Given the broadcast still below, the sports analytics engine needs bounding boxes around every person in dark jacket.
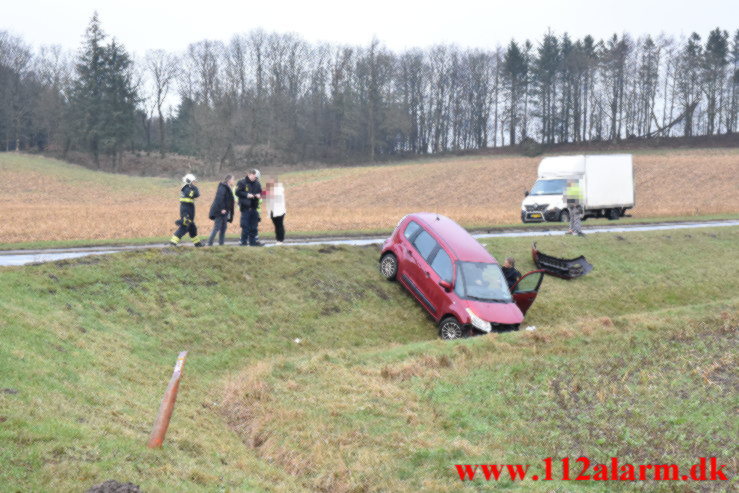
[207,174,235,246]
[170,173,204,247]
[502,257,521,290]
[235,169,264,246]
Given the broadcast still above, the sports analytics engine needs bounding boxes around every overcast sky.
[3,0,737,56]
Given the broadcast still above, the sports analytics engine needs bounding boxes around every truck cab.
[522,177,570,222]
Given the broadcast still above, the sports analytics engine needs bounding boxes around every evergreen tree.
[677,33,703,137]
[535,32,560,144]
[71,13,106,166]
[730,30,739,133]
[503,41,526,145]
[70,13,137,168]
[702,28,729,134]
[101,39,137,169]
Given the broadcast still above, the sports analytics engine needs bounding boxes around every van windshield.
[530,179,568,196]
[454,262,512,302]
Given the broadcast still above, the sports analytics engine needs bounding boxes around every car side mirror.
[439,280,452,292]
[524,190,529,197]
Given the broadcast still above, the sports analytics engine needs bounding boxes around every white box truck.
[521,154,634,223]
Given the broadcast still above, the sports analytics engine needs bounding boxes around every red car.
[379,213,544,339]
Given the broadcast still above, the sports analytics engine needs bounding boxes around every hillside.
[1,148,738,244]
[1,227,737,491]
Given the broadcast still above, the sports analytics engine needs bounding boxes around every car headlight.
[466,308,492,333]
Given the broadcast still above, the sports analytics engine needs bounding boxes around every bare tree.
[145,49,178,156]
[0,32,33,150]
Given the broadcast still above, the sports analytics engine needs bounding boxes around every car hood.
[522,194,563,206]
[465,299,523,325]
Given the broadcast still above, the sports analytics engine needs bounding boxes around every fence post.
[147,351,188,448]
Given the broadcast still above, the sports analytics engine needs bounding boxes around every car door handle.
[425,271,430,277]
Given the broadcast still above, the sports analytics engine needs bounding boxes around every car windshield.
[455,262,512,302]
[529,179,568,196]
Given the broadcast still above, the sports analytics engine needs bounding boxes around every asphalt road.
[1,219,737,267]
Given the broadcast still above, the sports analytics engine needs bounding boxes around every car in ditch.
[379,213,544,339]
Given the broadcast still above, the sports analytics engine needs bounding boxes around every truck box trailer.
[521,154,634,223]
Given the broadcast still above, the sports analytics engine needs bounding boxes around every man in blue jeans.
[207,174,235,246]
[235,169,264,246]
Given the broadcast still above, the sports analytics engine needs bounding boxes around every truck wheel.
[607,208,620,220]
[559,210,570,223]
[379,252,398,281]
[439,316,464,340]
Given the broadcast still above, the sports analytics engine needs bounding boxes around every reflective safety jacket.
[180,184,200,203]
[564,182,583,205]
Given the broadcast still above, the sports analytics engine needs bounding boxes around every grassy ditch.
[0,227,736,491]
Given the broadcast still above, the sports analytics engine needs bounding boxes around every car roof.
[409,213,497,264]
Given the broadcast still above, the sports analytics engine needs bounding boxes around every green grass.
[237,303,736,492]
[1,227,737,491]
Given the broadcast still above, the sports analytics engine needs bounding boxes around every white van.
[521,154,634,223]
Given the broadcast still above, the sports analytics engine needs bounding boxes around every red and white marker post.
[147,351,188,448]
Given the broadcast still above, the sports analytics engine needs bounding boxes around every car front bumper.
[521,208,561,222]
[466,323,521,336]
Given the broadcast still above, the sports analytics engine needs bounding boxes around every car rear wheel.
[607,208,621,220]
[379,252,398,281]
[559,209,570,223]
[438,316,463,340]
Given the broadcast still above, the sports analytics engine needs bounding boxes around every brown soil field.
[1,148,738,244]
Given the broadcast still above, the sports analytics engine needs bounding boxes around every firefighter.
[564,179,585,236]
[170,173,204,247]
[235,169,264,246]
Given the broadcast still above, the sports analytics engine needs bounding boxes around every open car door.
[511,270,545,315]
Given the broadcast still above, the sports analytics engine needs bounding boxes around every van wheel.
[439,317,463,340]
[559,210,570,223]
[379,252,398,281]
[607,208,620,220]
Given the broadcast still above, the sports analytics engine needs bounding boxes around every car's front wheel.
[438,316,464,340]
[379,252,398,281]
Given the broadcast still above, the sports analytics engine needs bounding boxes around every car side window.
[412,230,438,261]
[404,221,421,240]
[430,248,453,283]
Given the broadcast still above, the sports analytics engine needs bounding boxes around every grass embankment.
[0,227,737,491]
[2,147,738,244]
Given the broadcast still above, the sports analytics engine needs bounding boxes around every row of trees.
[1,15,738,169]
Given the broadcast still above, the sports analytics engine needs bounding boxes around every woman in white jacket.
[265,178,286,244]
